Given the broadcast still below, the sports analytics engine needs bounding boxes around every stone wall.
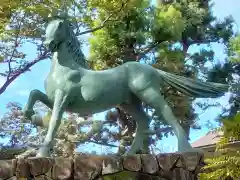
[0,152,203,180]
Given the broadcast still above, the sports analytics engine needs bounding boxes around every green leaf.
[0,55,4,62]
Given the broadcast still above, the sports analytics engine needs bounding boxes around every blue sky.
[0,0,239,153]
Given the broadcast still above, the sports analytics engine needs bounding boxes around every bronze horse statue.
[23,14,228,157]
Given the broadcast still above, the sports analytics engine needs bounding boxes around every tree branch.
[76,0,128,36]
[188,38,219,46]
[0,51,50,95]
[0,73,7,77]
[148,127,172,135]
[86,140,118,148]
[6,13,24,81]
[135,40,165,60]
[7,39,18,80]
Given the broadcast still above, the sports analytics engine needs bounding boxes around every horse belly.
[67,86,129,115]
[67,98,119,115]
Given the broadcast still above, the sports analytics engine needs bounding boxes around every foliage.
[199,113,240,180]
[207,33,240,122]
[229,35,240,63]
[200,31,240,180]
[0,102,33,147]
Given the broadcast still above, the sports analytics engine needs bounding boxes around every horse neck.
[51,42,85,70]
[64,28,89,69]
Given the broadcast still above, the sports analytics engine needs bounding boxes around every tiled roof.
[191,131,222,148]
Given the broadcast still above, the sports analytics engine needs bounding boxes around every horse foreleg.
[36,89,67,157]
[23,89,53,119]
[135,86,201,153]
[121,103,150,155]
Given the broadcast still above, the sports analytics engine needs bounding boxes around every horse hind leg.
[132,86,201,153]
[121,102,150,155]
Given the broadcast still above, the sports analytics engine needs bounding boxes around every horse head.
[44,13,71,52]
[43,12,88,68]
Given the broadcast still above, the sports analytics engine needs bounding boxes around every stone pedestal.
[0,152,204,180]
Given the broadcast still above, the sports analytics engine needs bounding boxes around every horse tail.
[157,70,229,98]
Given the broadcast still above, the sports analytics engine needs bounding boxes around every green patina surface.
[23,12,228,157]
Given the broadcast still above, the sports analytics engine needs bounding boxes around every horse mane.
[65,22,89,69]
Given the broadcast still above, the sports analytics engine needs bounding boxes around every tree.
[199,113,240,180]
[0,0,236,156]
[226,35,240,118]
[198,33,240,179]
[207,34,240,122]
